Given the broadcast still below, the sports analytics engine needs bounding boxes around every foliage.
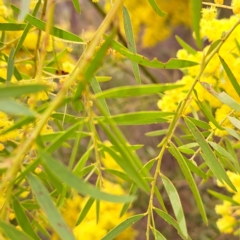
[0,0,240,240]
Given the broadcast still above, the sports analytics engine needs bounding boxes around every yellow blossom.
[216,215,236,233]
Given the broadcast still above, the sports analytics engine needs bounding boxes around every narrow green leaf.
[84,32,114,81]
[27,174,75,240]
[209,141,240,173]
[91,76,110,116]
[72,0,81,13]
[39,150,135,203]
[76,197,95,225]
[206,39,221,56]
[153,208,190,240]
[11,5,84,43]
[175,35,196,55]
[19,0,31,21]
[73,146,94,174]
[120,159,156,217]
[7,48,15,83]
[122,6,141,83]
[225,127,240,140]
[0,84,48,98]
[185,117,236,191]
[14,0,41,57]
[101,214,145,240]
[169,142,207,224]
[101,145,149,192]
[219,55,240,97]
[96,76,112,82]
[0,221,34,240]
[208,190,240,205]
[96,84,183,98]
[194,90,224,130]
[46,121,84,153]
[186,116,211,130]
[145,129,168,137]
[228,116,240,130]
[151,228,166,240]
[0,23,26,31]
[154,186,168,212]
[190,0,202,48]
[201,82,240,112]
[0,99,37,116]
[178,147,195,155]
[161,174,188,238]
[12,197,40,240]
[105,169,132,182]
[98,111,172,125]
[106,36,198,69]
[147,0,167,17]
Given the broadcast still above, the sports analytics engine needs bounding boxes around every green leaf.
[98,111,173,125]
[96,76,112,82]
[11,5,84,43]
[76,197,95,225]
[84,32,114,82]
[14,0,41,57]
[201,82,240,112]
[206,39,221,56]
[0,99,37,116]
[12,197,40,240]
[194,90,224,130]
[106,36,198,69]
[186,116,211,130]
[225,127,240,140]
[105,169,132,182]
[19,0,31,21]
[219,55,240,97]
[145,129,168,137]
[0,23,26,31]
[190,0,202,48]
[120,159,156,217]
[151,228,166,240]
[101,214,145,240]
[72,0,81,13]
[178,147,195,155]
[208,190,240,205]
[27,174,75,240]
[161,174,188,238]
[175,35,196,55]
[122,6,141,83]
[91,76,110,116]
[185,117,236,191]
[7,48,15,83]
[209,141,240,173]
[154,186,168,212]
[0,221,34,240]
[96,84,183,98]
[101,145,149,192]
[228,116,240,130]
[73,146,94,174]
[153,208,190,239]
[39,150,135,203]
[147,0,167,17]
[46,121,84,153]
[0,84,48,98]
[168,142,207,224]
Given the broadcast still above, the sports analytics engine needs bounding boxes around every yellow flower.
[216,215,236,233]
[215,201,232,215]
[214,0,224,4]
[201,7,217,21]
[232,0,240,15]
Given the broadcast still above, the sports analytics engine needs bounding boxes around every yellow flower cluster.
[105,0,191,47]
[215,171,240,234]
[158,2,240,136]
[51,180,137,240]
